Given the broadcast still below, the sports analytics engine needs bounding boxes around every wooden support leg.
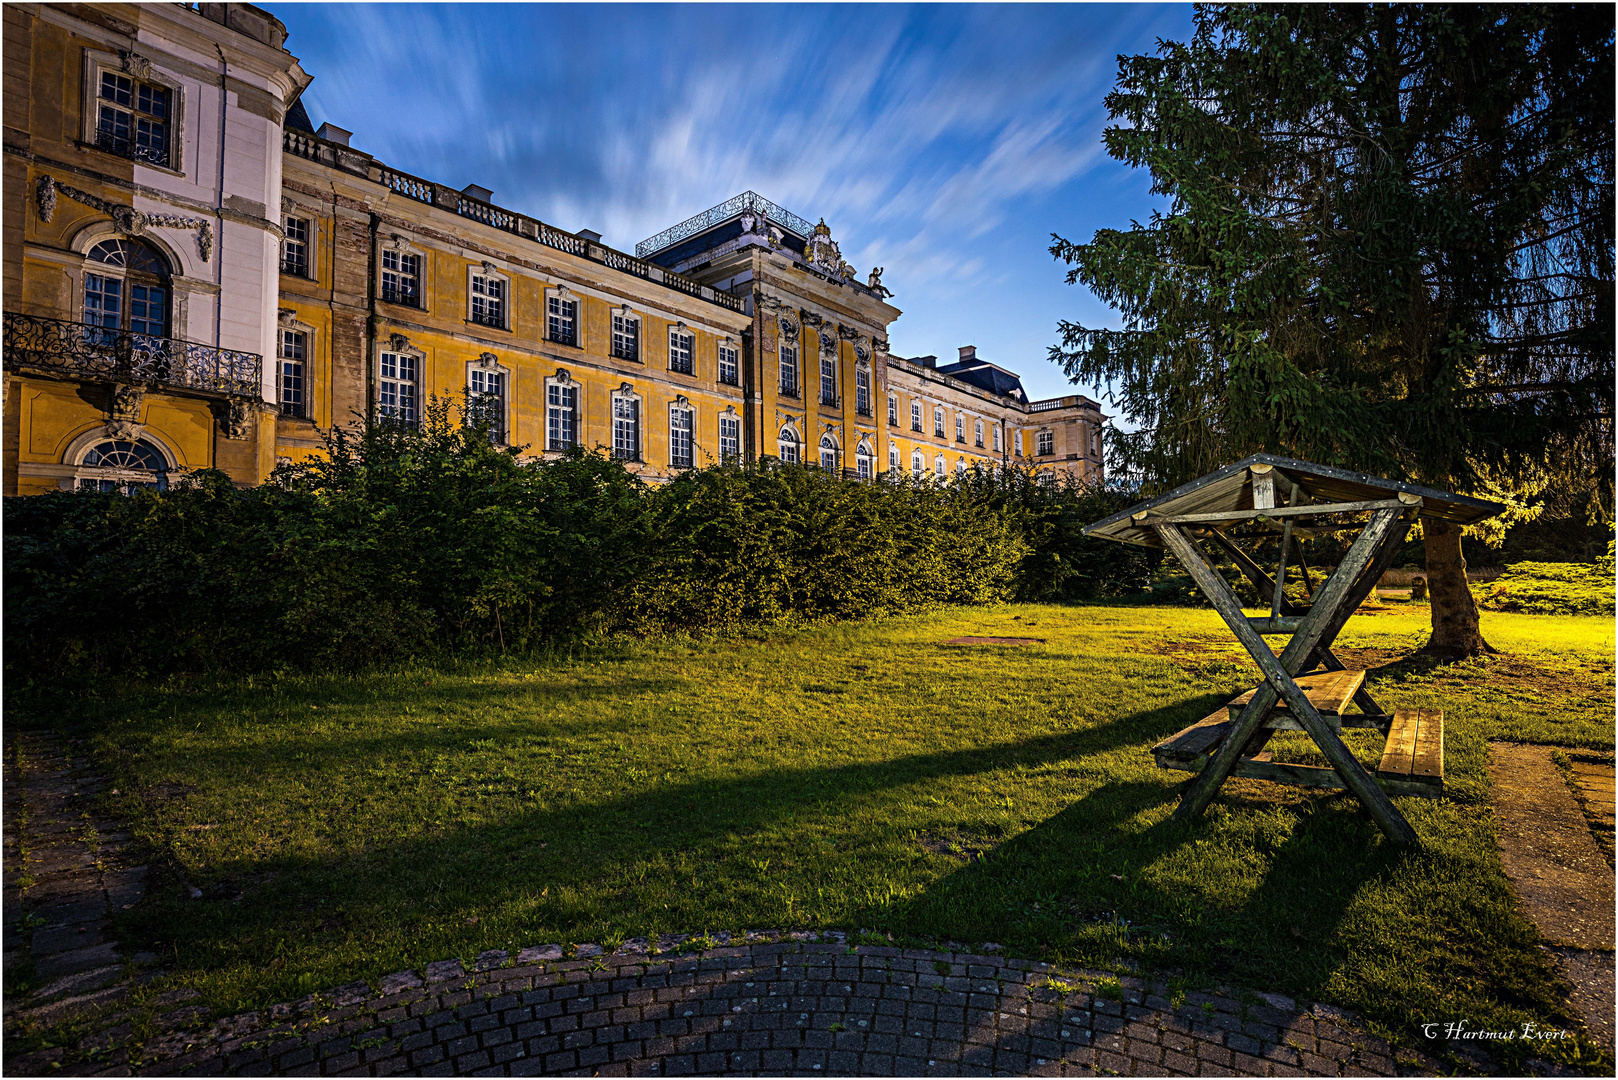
[1157,512,1419,845]
[1207,530,1303,616]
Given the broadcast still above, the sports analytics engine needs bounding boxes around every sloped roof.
[1083,454,1503,548]
[933,360,1028,402]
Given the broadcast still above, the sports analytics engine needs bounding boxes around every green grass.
[1474,560,1616,616]
[22,603,1615,1069]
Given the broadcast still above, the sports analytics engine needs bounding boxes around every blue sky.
[280,3,1195,407]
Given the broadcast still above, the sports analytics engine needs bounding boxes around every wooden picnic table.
[1083,455,1502,844]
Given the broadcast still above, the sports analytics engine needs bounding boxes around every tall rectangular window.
[820,355,837,406]
[97,70,169,166]
[612,396,639,460]
[779,345,799,396]
[956,415,965,442]
[282,217,310,277]
[669,406,693,468]
[381,249,421,307]
[718,342,739,386]
[669,328,694,375]
[934,407,945,437]
[1015,430,1024,457]
[469,368,506,444]
[547,295,577,346]
[855,369,871,415]
[719,414,740,458]
[1037,430,1054,456]
[84,273,122,328]
[974,418,984,447]
[547,382,577,450]
[612,313,639,360]
[279,329,306,417]
[379,351,417,423]
[128,284,166,336]
[911,400,922,432]
[887,394,898,426]
[470,273,505,328]
[992,425,1002,452]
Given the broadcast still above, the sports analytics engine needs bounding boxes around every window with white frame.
[1037,429,1055,456]
[547,379,577,450]
[611,309,639,361]
[470,270,507,329]
[779,344,799,396]
[912,450,925,477]
[855,369,871,415]
[889,442,900,471]
[669,402,694,468]
[83,238,168,337]
[547,293,578,346]
[281,216,311,277]
[992,425,1002,452]
[381,248,422,307]
[974,418,984,447]
[719,413,740,459]
[911,400,922,432]
[612,394,640,460]
[956,458,967,475]
[95,69,171,167]
[819,355,837,406]
[887,394,898,426]
[955,414,965,442]
[1039,469,1057,489]
[279,329,307,418]
[819,434,838,471]
[934,407,945,438]
[75,438,170,494]
[379,351,418,423]
[669,327,695,375]
[778,424,800,463]
[718,341,739,386]
[934,453,946,477]
[1015,430,1025,457]
[468,365,507,444]
[856,442,874,480]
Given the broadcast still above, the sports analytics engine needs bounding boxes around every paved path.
[5,728,1452,1077]
[3,730,158,1054]
[1489,743,1615,1053]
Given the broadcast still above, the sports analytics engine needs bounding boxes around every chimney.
[316,122,351,147]
[915,355,937,369]
[578,229,603,244]
[959,345,977,362]
[461,183,494,203]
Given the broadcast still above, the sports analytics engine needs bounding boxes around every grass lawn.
[22,602,1616,1067]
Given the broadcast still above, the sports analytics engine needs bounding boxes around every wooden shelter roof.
[1083,454,1503,549]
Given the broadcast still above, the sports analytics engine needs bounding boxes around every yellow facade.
[3,2,308,495]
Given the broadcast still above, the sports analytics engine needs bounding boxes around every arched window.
[819,433,838,471]
[75,438,169,493]
[778,424,801,464]
[934,453,946,477]
[855,441,874,480]
[889,442,900,471]
[84,239,169,337]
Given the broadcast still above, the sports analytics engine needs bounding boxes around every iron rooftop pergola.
[1085,454,1502,844]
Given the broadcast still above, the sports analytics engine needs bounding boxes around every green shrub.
[1474,552,1616,616]
[4,404,1155,679]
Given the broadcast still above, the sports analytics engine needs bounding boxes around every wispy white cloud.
[283,2,1195,400]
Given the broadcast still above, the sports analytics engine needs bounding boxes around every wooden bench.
[1153,687,1444,798]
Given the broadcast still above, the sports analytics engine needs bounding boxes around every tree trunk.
[1420,515,1496,659]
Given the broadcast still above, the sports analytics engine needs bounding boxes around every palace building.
[2,2,1104,497]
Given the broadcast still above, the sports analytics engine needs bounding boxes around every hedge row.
[4,405,1153,679]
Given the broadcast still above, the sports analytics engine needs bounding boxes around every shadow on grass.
[112,696,1213,1005]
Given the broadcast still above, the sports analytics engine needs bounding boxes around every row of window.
[773,345,874,415]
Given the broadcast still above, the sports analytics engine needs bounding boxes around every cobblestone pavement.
[5,729,1453,1077]
[3,730,158,1052]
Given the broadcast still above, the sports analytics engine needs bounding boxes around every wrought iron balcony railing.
[468,309,507,329]
[4,312,261,398]
[381,286,421,308]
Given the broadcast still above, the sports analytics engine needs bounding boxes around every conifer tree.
[1053,5,1613,656]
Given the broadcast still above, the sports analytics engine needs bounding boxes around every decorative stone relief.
[475,351,500,370]
[109,382,144,422]
[120,51,154,80]
[554,368,572,384]
[866,267,893,298]
[40,176,213,261]
[389,333,411,351]
[839,324,859,341]
[221,400,252,441]
[819,327,838,356]
[854,341,871,365]
[277,308,298,327]
[740,212,757,234]
[778,315,799,343]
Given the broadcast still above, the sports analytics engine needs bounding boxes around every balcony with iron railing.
[4,312,261,398]
[381,286,422,308]
[284,130,745,315]
[468,309,507,330]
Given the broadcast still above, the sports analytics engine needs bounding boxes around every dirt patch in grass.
[916,829,1002,862]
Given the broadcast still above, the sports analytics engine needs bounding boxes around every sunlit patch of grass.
[25,603,1612,1071]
